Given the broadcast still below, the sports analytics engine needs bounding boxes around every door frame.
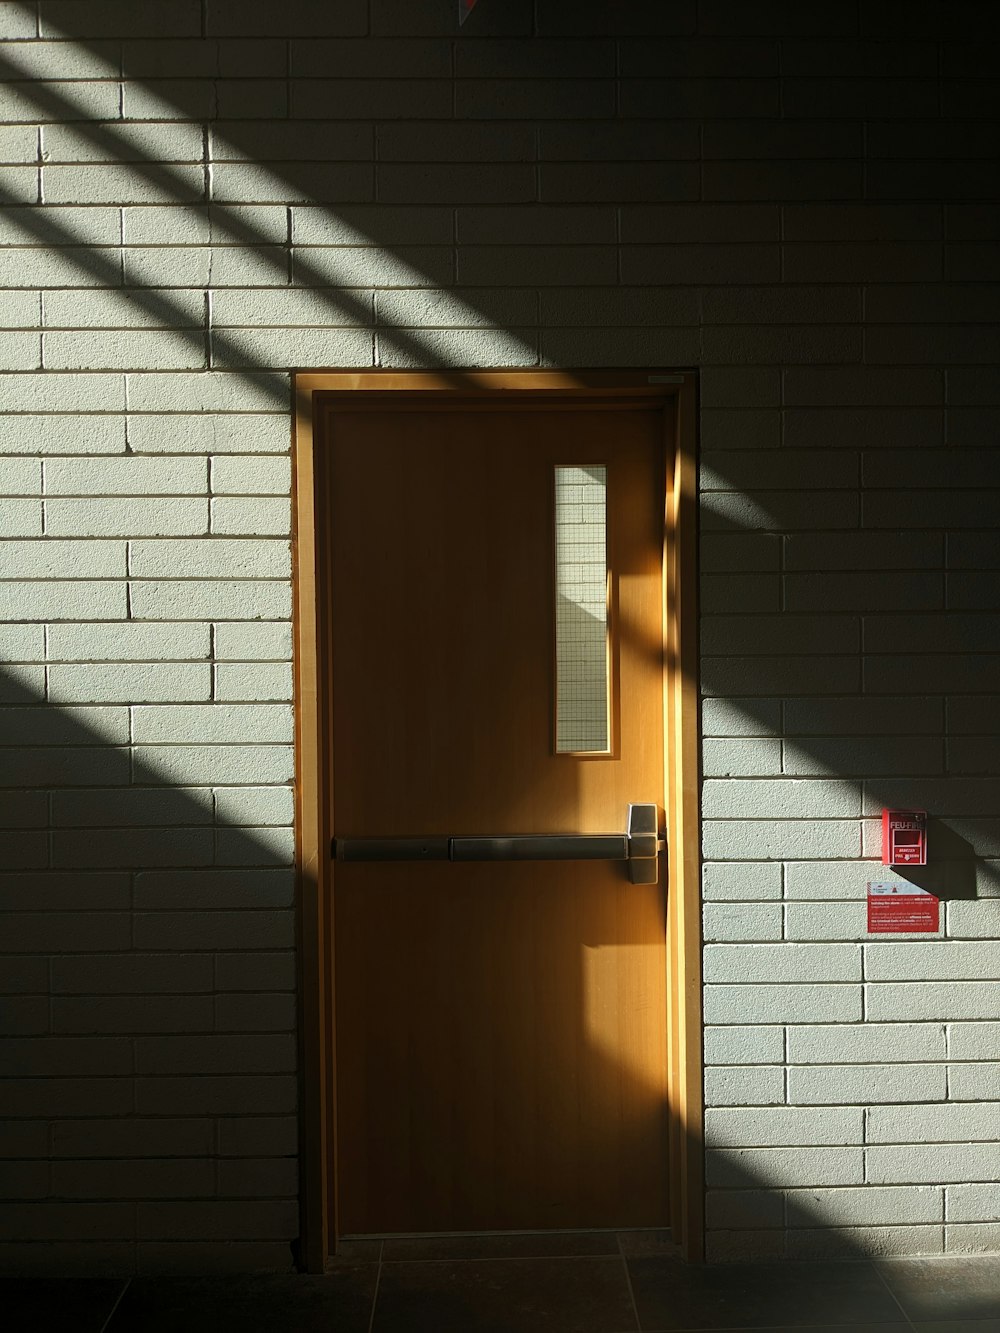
[292,369,702,1268]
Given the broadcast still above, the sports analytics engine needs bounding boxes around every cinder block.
[703,779,861,820]
[706,659,850,712]
[949,1183,1000,1221]
[378,325,537,370]
[46,287,204,331]
[129,580,291,621]
[706,1189,784,1231]
[702,698,781,737]
[210,457,291,496]
[126,371,289,414]
[866,942,1000,982]
[785,571,942,613]
[947,1222,1000,1253]
[702,487,859,531]
[134,1076,296,1117]
[783,737,943,778]
[0,499,42,536]
[53,1159,214,1200]
[701,739,782,776]
[867,983,1000,1022]
[702,820,861,860]
[209,497,291,537]
[293,78,452,120]
[213,622,291,661]
[0,580,125,621]
[868,1144,1000,1186]
[0,331,41,369]
[948,1065,1000,1102]
[129,538,290,579]
[211,326,373,370]
[52,827,215,869]
[215,992,296,1032]
[45,497,208,537]
[788,1063,947,1105]
[704,983,861,1024]
[705,943,861,985]
[786,1186,942,1227]
[0,459,41,494]
[133,869,293,910]
[703,902,783,942]
[705,1065,784,1107]
[0,671,44,703]
[784,367,943,408]
[44,164,207,207]
[210,784,293,828]
[44,329,207,372]
[0,415,126,456]
[784,902,867,941]
[293,204,452,247]
[217,1116,297,1157]
[216,1158,298,1198]
[787,1225,944,1259]
[701,534,781,575]
[704,1025,784,1066]
[48,663,211,704]
[44,457,207,496]
[948,1022,1000,1060]
[0,539,124,579]
[126,414,290,455]
[785,695,943,735]
[132,745,293,787]
[702,861,783,902]
[214,662,293,701]
[707,1147,863,1189]
[458,245,617,287]
[134,1034,295,1075]
[132,703,292,745]
[51,787,212,829]
[4,911,131,953]
[621,244,780,285]
[702,614,859,656]
[47,622,210,662]
[705,1105,863,1148]
[0,704,128,746]
[136,1198,298,1241]
[215,952,295,992]
[215,826,294,866]
[53,995,214,1035]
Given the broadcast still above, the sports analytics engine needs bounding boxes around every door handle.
[332,803,663,884]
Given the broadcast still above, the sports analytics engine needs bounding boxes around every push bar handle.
[333,804,662,884]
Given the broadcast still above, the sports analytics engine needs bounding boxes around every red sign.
[882,808,927,866]
[867,882,939,934]
[459,0,479,23]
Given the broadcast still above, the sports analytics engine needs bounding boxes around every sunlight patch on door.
[554,465,611,755]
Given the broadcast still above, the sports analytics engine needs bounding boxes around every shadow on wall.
[2,0,1000,1274]
[1,659,983,1276]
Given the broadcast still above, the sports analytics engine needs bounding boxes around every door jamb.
[292,369,702,1269]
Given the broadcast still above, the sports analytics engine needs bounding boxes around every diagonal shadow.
[1,0,999,1277]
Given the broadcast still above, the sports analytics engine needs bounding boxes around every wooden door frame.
[292,369,702,1269]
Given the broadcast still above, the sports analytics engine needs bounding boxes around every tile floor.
[3,1233,999,1333]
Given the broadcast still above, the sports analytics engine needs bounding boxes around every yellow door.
[326,392,671,1235]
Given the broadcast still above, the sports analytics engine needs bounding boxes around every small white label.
[868,881,934,897]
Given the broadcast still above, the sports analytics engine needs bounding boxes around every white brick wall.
[1,0,998,1273]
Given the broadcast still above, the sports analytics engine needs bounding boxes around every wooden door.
[326,394,670,1236]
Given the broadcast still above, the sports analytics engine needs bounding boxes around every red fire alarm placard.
[882,808,927,866]
[867,882,939,934]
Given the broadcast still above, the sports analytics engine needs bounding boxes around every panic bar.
[332,805,663,883]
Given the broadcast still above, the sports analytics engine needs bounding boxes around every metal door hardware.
[333,803,663,884]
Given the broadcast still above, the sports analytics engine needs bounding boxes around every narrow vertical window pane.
[554,464,610,754]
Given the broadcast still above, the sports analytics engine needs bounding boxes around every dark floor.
[4,1232,1000,1333]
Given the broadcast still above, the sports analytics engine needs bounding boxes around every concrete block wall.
[1,0,998,1270]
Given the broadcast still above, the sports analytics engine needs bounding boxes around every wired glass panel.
[554,464,610,755]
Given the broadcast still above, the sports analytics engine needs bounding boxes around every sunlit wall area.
[1,0,999,1271]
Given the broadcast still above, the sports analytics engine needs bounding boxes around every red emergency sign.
[867,882,939,934]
